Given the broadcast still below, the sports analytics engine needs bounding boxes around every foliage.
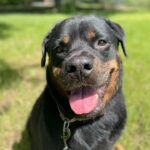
[0,12,150,150]
[55,0,76,12]
[0,0,33,5]
[126,0,150,7]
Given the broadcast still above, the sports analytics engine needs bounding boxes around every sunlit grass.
[0,12,150,150]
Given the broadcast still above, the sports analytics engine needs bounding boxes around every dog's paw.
[114,144,124,150]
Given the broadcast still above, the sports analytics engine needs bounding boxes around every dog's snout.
[66,56,93,77]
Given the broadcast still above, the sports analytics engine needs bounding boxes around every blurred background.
[0,0,150,150]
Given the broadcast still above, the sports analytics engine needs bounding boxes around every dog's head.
[41,16,127,119]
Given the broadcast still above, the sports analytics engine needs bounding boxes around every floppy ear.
[106,19,128,57]
[41,32,50,67]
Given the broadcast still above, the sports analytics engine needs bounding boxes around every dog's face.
[42,16,127,119]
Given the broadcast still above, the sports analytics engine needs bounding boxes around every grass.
[0,11,150,150]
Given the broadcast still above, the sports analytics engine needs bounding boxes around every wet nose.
[66,56,93,77]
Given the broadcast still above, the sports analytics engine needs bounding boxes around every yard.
[0,11,150,150]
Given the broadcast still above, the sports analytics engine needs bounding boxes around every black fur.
[27,15,127,150]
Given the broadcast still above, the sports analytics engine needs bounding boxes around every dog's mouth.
[68,85,106,115]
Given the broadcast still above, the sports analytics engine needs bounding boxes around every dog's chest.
[67,121,110,150]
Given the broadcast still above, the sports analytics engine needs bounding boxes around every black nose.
[66,56,93,77]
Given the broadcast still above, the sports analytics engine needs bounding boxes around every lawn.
[0,11,150,150]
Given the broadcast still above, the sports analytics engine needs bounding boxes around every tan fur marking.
[103,59,119,103]
[52,67,61,78]
[51,66,68,97]
[87,31,96,39]
[63,35,70,44]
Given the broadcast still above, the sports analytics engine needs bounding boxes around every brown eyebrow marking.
[87,31,96,39]
[63,35,70,44]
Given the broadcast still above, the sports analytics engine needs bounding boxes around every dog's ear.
[105,19,128,57]
[41,32,50,67]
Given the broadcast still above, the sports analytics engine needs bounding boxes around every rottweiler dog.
[27,15,127,150]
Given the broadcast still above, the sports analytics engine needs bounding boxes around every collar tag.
[62,121,71,150]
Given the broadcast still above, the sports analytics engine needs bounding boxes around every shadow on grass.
[0,22,14,39]
[13,129,31,150]
[0,59,22,89]
[0,59,45,90]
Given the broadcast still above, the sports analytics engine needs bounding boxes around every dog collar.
[62,121,71,150]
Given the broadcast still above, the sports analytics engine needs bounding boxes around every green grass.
[0,12,150,150]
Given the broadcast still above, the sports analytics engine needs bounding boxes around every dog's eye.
[94,39,108,49]
[98,40,107,46]
[55,46,63,53]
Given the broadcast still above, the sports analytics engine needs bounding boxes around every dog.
[27,15,127,150]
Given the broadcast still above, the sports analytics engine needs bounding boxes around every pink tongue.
[69,87,98,115]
